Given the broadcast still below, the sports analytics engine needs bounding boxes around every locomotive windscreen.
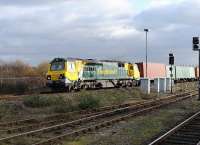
[50,58,65,71]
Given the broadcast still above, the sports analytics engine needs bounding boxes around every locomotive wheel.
[67,85,74,92]
[84,84,89,90]
[127,82,133,87]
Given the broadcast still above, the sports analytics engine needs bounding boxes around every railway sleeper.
[172,133,200,138]
[167,136,200,142]
[164,139,198,145]
[179,127,200,132]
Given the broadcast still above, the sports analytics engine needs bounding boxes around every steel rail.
[149,110,200,145]
[0,91,188,129]
[0,92,196,144]
[32,93,197,145]
[0,92,192,135]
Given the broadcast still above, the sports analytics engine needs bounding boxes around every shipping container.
[175,66,195,79]
[136,62,166,79]
[195,67,199,78]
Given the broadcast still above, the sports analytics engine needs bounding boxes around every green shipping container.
[175,66,195,79]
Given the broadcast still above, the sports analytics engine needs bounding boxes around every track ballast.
[149,109,200,145]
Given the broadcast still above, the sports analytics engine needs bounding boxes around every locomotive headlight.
[59,74,65,79]
[47,75,51,80]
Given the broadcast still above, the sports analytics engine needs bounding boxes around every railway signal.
[169,53,174,65]
[169,53,174,94]
[193,37,199,51]
[192,36,200,100]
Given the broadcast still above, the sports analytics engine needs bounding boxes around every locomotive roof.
[100,59,131,63]
[51,57,132,64]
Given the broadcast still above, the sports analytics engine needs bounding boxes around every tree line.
[0,60,49,78]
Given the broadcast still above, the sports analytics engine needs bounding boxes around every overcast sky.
[0,0,199,65]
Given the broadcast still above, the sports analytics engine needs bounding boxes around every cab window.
[50,62,65,71]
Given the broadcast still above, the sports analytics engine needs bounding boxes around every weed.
[78,95,100,110]
[23,95,58,108]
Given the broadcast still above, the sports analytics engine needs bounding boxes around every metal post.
[146,31,148,78]
[170,64,173,94]
[199,50,200,100]
[192,37,200,100]
[144,29,148,78]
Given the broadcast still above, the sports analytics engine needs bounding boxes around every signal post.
[193,37,200,100]
[169,53,174,94]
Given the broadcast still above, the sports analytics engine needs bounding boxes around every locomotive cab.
[46,58,84,90]
[46,58,68,88]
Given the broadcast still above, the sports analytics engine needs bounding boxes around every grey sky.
[0,0,199,65]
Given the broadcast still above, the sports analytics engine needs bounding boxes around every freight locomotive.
[46,58,198,91]
[46,58,140,91]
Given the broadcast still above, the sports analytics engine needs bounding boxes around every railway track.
[0,95,177,136]
[0,91,193,133]
[149,110,200,145]
[0,91,189,131]
[0,91,197,145]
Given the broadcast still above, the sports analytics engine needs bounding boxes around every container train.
[46,58,198,91]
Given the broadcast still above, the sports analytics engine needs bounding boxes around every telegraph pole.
[193,37,200,100]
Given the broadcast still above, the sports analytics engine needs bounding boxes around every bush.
[0,60,47,94]
[78,95,100,110]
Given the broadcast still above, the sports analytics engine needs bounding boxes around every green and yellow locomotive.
[46,58,140,91]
